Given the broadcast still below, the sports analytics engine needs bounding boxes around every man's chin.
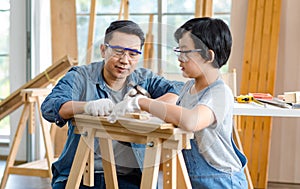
[114,73,128,80]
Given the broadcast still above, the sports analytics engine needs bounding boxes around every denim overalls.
[183,138,248,189]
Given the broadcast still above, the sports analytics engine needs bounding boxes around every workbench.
[233,102,300,188]
[65,114,194,189]
[234,102,300,117]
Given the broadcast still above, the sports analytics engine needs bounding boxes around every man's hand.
[84,99,114,116]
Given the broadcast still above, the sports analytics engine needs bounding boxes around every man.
[41,20,183,188]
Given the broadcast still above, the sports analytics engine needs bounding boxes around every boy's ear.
[100,44,106,58]
[207,50,215,63]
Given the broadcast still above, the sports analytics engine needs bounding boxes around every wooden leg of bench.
[66,128,95,189]
[177,152,192,189]
[162,149,176,189]
[141,137,162,189]
[99,138,118,189]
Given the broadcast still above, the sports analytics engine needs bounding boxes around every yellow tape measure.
[235,95,266,107]
[235,95,254,103]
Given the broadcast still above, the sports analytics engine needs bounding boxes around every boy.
[113,17,248,188]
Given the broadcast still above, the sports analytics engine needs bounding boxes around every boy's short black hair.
[104,20,145,49]
[174,17,232,68]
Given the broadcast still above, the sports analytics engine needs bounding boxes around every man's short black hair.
[174,17,232,68]
[105,20,145,49]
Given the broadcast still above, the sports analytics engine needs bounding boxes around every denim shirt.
[41,61,183,184]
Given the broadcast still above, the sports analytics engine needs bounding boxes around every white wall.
[9,0,27,160]
[230,0,300,183]
[269,0,300,183]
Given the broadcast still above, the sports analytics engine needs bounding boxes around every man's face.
[101,31,142,81]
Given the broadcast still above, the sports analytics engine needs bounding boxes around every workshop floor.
[1,160,299,189]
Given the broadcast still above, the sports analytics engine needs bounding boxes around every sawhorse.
[0,88,54,189]
[66,114,194,189]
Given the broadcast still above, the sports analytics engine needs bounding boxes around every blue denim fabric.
[182,137,248,189]
[52,172,141,189]
[41,61,184,187]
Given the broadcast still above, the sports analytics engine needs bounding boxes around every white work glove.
[107,95,147,123]
[84,98,114,116]
[115,95,147,116]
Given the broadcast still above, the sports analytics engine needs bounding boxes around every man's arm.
[59,101,86,120]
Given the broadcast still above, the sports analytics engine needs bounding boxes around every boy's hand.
[114,95,147,117]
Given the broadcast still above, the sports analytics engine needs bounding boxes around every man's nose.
[119,52,130,63]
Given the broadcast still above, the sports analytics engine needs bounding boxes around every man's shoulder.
[133,67,155,75]
[68,61,104,75]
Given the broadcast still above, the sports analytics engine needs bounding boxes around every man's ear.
[100,44,106,58]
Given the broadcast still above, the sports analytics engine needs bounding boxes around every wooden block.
[124,112,150,120]
[284,91,300,103]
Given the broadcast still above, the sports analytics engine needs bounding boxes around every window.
[76,0,232,73]
[0,0,10,142]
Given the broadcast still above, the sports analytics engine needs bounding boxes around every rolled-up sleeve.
[41,67,84,127]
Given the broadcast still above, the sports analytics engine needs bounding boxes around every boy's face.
[101,31,142,81]
[177,32,206,79]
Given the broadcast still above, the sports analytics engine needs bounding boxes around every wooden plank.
[258,0,273,92]
[260,2,281,185]
[242,116,254,184]
[143,14,154,69]
[123,0,129,20]
[86,0,97,64]
[50,0,78,63]
[266,0,282,93]
[194,0,213,17]
[249,0,264,92]
[118,0,125,20]
[74,114,175,132]
[240,0,282,188]
[195,0,203,18]
[240,0,257,93]
[8,167,49,177]
[203,0,213,17]
[0,55,77,121]
[250,117,263,186]
[51,0,77,159]
[15,159,54,168]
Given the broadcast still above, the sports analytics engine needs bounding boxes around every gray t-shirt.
[177,78,242,172]
[94,83,139,174]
